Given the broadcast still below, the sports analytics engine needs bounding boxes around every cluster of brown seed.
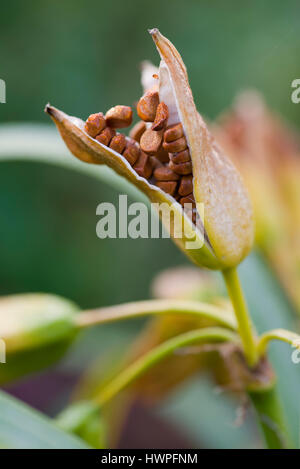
[84,105,150,177]
[84,95,196,223]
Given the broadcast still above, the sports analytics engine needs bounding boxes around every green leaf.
[0,390,90,448]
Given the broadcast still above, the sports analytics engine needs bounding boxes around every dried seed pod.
[169,149,191,164]
[134,152,153,179]
[123,141,140,166]
[137,90,159,122]
[164,123,184,142]
[154,165,179,181]
[105,105,133,128]
[152,102,169,131]
[140,128,163,155]
[96,127,116,146]
[109,133,127,154]
[163,136,187,153]
[169,160,192,175]
[156,181,177,195]
[47,30,254,271]
[178,175,193,196]
[129,121,147,142]
[85,113,106,138]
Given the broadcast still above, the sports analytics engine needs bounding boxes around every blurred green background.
[0,0,300,448]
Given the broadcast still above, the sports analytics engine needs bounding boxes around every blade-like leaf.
[0,390,90,449]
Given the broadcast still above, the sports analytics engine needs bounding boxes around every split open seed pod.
[45,29,254,270]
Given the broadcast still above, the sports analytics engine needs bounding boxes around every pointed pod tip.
[44,103,52,114]
[148,28,160,40]
[148,28,158,34]
[44,103,59,119]
[44,104,66,123]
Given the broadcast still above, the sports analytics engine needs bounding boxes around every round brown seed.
[163,136,187,153]
[156,181,177,196]
[169,160,193,175]
[105,105,133,128]
[85,113,106,138]
[140,129,163,155]
[164,123,184,142]
[169,149,191,164]
[96,127,116,146]
[137,90,159,122]
[178,175,193,196]
[154,166,179,181]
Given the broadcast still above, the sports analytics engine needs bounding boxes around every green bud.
[0,293,78,384]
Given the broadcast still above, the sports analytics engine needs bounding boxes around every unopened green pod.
[0,293,78,384]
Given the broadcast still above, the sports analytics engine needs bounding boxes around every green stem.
[249,386,294,449]
[257,329,300,357]
[75,299,236,330]
[95,327,238,406]
[222,269,292,448]
[222,267,258,367]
